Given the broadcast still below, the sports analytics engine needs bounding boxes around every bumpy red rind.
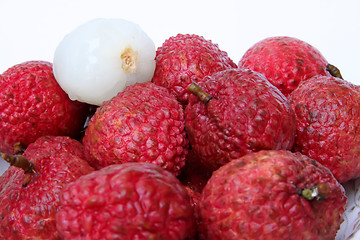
[56,162,196,240]
[0,136,94,240]
[238,36,330,96]
[185,68,296,170]
[82,82,188,175]
[289,75,360,182]
[199,150,346,240]
[152,33,237,106]
[0,61,89,154]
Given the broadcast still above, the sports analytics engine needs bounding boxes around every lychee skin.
[238,36,330,96]
[152,34,237,106]
[199,150,346,240]
[185,68,296,170]
[0,61,89,154]
[0,136,94,240]
[288,75,360,182]
[82,81,188,175]
[56,162,196,240]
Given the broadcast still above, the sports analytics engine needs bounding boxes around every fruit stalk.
[187,82,213,103]
[13,142,26,154]
[1,152,37,186]
[326,64,343,79]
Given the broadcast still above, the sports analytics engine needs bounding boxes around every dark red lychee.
[238,36,331,96]
[56,162,196,240]
[0,136,94,240]
[288,75,360,182]
[198,150,346,240]
[82,81,188,175]
[185,68,296,171]
[0,61,89,154]
[152,33,237,106]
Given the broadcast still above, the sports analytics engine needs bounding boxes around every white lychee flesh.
[53,18,156,106]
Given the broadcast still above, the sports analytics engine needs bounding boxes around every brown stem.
[1,153,37,186]
[13,142,26,154]
[327,64,343,79]
[187,82,213,103]
[300,182,330,201]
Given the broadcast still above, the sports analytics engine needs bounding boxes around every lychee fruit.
[0,60,89,154]
[185,68,296,171]
[152,33,237,106]
[198,150,346,240]
[53,18,156,106]
[288,75,360,182]
[238,36,331,96]
[56,162,196,240]
[0,136,94,240]
[82,81,188,175]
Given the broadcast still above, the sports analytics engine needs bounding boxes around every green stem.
[300,182,330,201]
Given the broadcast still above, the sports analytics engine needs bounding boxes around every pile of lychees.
[0,18,358,240]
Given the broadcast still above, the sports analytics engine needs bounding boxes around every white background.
[0,0,359,83]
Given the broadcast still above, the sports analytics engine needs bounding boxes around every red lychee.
[0,61,89,154]
[185,68,296,171]
[198,150,346,240]
[238,36,331,96]
[82,81,188,175]
[152,33,237,106]
[288,75,360,182]
[0,136,94,240]
[56,162,196,240]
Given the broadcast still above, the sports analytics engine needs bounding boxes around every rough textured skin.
[56,162,196,240]
[238,36,330,96]
[0,136,94,240]
[0,61,89,154]
[152,34,237,106]
[288,75,360,182]
[82,82,188,175]
[185,68,296,170]
[199,150,346,240]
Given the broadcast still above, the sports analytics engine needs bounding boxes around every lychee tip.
[300,182,331,201]
[121,46,138,74]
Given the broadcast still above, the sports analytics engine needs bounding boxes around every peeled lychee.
[82,81,188,175]
[185,68,296,171]
[152,33,237,106]
[199,150,346,240]
[0,61,89,154]
[56,162,196,240]
[288,75,360,182]
[53,18,156,106]
[238,36,331,96]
